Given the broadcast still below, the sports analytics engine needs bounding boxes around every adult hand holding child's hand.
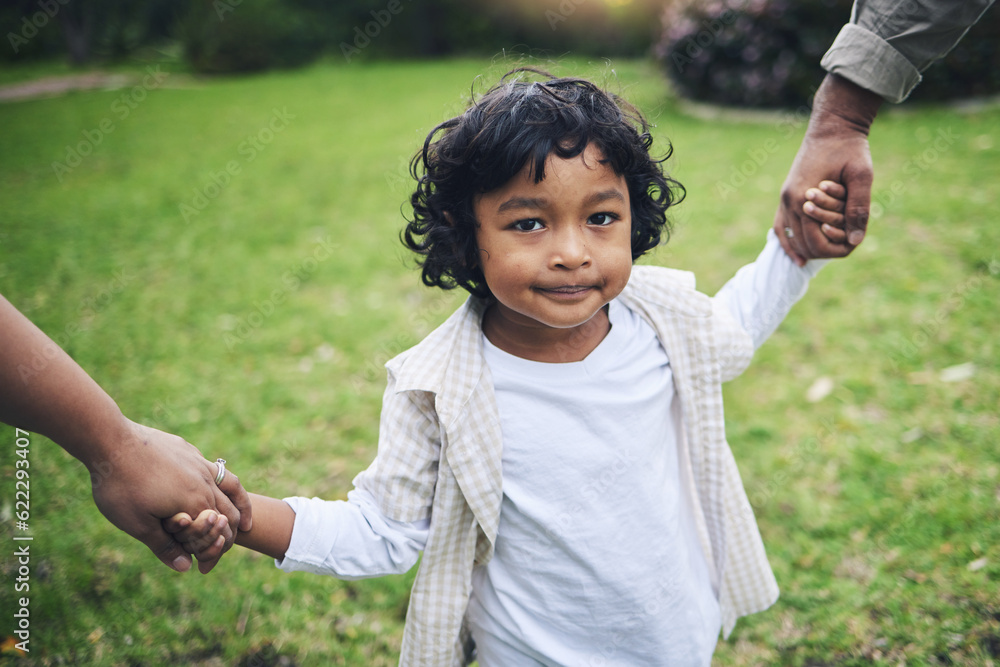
[91,421,252,574]
[774,74,882,265]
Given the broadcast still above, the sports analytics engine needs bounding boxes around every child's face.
[473,143,633,354]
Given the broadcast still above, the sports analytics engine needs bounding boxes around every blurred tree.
[2,0,667,69]
[655,0,853,108]
[178,0,325,73]
[656,0,1000,108]
[909,14,1000,102]
[1,0,179,64]
[57,0,91,64]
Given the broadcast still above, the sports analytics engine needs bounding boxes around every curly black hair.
[403,68,685,299]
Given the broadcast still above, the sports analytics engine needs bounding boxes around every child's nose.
[551,226,591,270]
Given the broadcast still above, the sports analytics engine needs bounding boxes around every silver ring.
[214,458,227,485]
[784,226,794,239]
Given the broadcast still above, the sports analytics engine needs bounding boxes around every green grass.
[1,56,998,666]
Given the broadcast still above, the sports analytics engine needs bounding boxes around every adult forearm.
[1,294,254,572]
[0,295,129,471]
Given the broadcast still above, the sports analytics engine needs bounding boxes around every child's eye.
[588,212,618,226]
[512,219,544,232]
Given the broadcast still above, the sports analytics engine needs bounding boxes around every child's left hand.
[802,180,847,244]
[163,509,230,572]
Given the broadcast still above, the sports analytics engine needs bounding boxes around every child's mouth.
[537,285,594,297]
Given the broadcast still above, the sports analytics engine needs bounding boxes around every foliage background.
[0,0,665,68]
[655,0,1000,108]
[3,0,998,102]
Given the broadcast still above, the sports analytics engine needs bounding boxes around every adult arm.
[0,293,251,573]
[776,0,995,264]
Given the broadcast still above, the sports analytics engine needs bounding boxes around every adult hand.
[774,74,883,265]
[0,294,252,574]
[89,420,252,574]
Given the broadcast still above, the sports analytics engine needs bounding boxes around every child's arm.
[713,179,849,353]
[169,487,428,579]
[167,494,295,564]
[234,493,295,559]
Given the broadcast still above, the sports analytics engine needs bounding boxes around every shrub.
[908,14,1000,103]
[656,0,1000,108]
[178,0,325,74]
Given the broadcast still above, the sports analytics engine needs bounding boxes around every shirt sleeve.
[821,0,996,103]
[713,229,828,350]
[274,364,441,579]
[276,487,429,580]
[352,375,442,524]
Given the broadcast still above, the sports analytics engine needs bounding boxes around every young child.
[170,69,848,666]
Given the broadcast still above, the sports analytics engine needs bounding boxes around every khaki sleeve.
[822,0,996,102]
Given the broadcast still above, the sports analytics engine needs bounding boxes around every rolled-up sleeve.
[822,0,996,103]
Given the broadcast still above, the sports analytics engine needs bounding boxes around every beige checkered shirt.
[353,265,780,666]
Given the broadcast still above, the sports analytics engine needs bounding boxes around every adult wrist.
[70,408,136,476]
[808,73,883,138]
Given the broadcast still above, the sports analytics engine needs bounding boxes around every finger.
[194,535,227,566]
[805,188,846,214]
[200,457,241,539]
[819,180,846,200]
[803,201,846,228]
[186,513,229,574]
[820,223,848,244]
[802,215,856,257]
[842,166,873,246]
[216,469,253,532]
[163,512,193,533]
[195,529,229,574]
[197,551,221,574]
[774,209,806,267]
[186,515,230,556]
[150,532,194,573]
[782,197,814,262]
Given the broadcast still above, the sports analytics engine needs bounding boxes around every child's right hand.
[164,509,230,570]
[802,180,848,244]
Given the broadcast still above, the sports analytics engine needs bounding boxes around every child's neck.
[481,304,611,363]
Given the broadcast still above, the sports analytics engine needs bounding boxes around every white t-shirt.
[469,298,720,666]
[277,231,827,664]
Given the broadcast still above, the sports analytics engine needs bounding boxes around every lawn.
[0,56,998,666]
